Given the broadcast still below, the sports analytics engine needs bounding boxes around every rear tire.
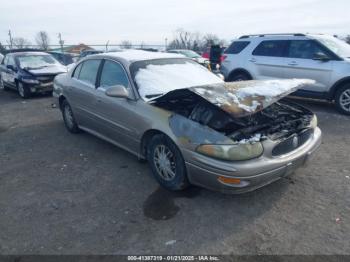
[62,100,81,133]
[147,134,189,191]
[228,72,251,82]
[17,82,30,98]
[335,84,350,115]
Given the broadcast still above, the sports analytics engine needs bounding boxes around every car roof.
[9,51,51,57]
[95,50,185,62]
[235,33,332,42]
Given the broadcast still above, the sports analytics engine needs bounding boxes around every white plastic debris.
[165,240,176,246]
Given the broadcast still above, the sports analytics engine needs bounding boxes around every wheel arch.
[140,129,168,159]
[328,77,350,100]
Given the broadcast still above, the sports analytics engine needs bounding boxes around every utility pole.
[8,30,13,50]
[105,40,109,52]
[58,33,64,53]
[165,38,168,51]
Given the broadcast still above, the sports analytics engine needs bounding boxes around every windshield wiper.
[145,93,164,99]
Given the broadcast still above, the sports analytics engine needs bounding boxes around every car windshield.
[178,50,201,58]
[130,58,223,101]
[316,36,350,58]
[17,55,60,69]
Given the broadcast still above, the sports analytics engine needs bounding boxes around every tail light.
[221,55,227,62]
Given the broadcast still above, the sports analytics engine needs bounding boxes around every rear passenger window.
[99,60,129,87]
[78,60,101,86]
[225,41,250,54]
[252,40,288,57]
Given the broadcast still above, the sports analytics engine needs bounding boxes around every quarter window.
[288,40,327,59]
[99,60,129,87]
[252,40,288,57]
[225,41,250,54]
[78,60,101,86]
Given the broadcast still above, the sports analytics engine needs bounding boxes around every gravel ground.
[0,89,349,255]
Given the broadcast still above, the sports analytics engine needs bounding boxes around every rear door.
[94,59,140,152]
[249,40,289,79]
[67,59,102,129]
[284,40,334,93]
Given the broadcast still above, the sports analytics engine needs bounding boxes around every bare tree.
[12,37,31,49]
[35,31,50,50]
[0,42,6,54]
[168,29,226,51]
[120,40,132,49]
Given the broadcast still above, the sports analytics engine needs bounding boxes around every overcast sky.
[1,0,349,46]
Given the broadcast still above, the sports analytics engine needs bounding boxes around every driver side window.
[288,40,327,59]
[99,60,129,88]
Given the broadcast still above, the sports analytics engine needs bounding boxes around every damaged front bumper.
[26,82,54,93]
[182,127,322,194]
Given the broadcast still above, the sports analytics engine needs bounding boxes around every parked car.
[78,50,103,61]
[47,51,78,65]
[168,49,209,66]
[221,33,350,115]
[0,51,67,98]
[53,50,321,194]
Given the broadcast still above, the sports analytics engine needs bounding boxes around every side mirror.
[6,65,17,71]
[313,52,330,62]
[105,85,129,99]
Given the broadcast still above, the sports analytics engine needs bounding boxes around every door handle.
[288,61,298,66]
[249,58,257,63]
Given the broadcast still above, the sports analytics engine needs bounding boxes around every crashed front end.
[151,79,322,193]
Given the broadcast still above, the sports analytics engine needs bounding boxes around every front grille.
[272,129,313,156]
[36,75,55,83]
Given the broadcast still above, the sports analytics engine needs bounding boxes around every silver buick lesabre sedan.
[53,50,322,193]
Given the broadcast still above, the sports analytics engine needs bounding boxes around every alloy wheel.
[339,88,350,112]
[153,144,176,181]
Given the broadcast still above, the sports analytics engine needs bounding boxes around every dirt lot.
[0,89,349,255]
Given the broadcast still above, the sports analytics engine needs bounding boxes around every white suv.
[221,33,350,114]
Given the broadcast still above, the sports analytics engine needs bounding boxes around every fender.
[327,77,350,100]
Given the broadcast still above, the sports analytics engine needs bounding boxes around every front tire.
[17,82,30,98]
[62,100,81,133]
[335,84,350,115]
[227,72,251,82]
[147,134,189,191]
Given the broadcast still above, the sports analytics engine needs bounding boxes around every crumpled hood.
[153,79,315,118]
[25,65,67,75]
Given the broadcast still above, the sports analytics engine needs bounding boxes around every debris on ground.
[165,240,176,246]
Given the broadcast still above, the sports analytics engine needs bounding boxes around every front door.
[284,40,333,93]
[94,59,140,153]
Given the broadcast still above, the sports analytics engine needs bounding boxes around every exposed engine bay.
[151,89,314,142]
